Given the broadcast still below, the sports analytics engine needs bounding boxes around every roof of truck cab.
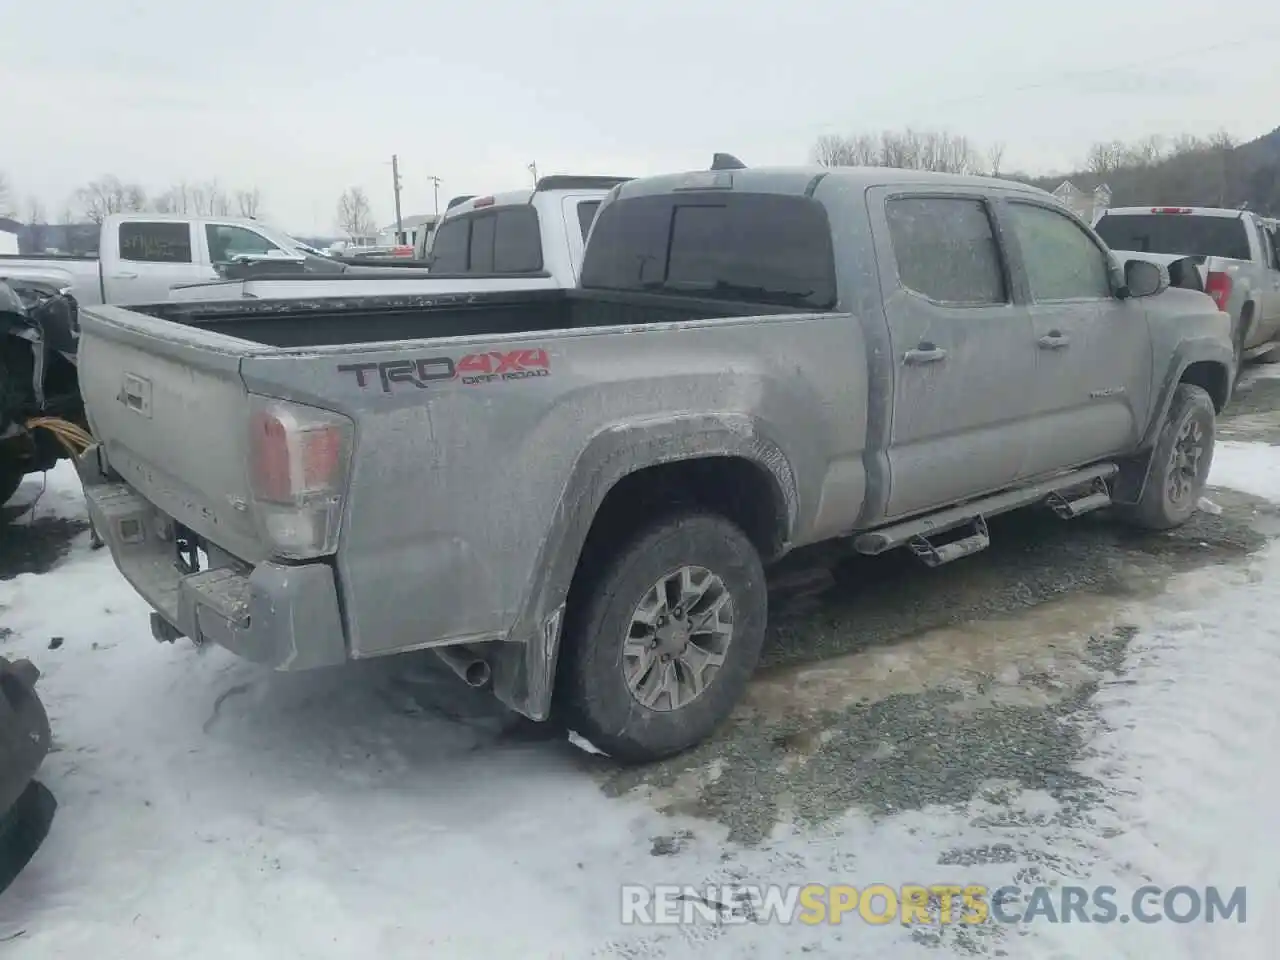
[1101,206,1248,219]
[612,165,1052,199]
[443,184,616,221]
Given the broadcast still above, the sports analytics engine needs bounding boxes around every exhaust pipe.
[434,645,492,689]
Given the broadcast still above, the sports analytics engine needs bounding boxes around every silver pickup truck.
[74,166,1232,761]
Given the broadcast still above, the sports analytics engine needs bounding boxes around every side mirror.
[1120,258,1167,299]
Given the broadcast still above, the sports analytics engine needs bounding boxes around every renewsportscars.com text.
[621,883,1247,926]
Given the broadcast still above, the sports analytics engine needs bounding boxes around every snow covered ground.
[2,438,1280,958]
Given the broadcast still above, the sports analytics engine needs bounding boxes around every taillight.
[1205,271,1233,312]
[248,396,354,559]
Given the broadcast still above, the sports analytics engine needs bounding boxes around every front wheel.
[558,511,767,763]
[1117,383,1215,531]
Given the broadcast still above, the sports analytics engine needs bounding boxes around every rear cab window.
[1093,211,1252,261]
[428,206,543,274]
[579,192,837,310]
[118,221,193,264]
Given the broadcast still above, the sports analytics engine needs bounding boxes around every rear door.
[871,189,1034,518]
[1000,199,1153,477]
[101,220,217,303]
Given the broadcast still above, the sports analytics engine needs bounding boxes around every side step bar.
[854,463,1118,564]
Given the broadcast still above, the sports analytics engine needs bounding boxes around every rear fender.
[488,413,799,721]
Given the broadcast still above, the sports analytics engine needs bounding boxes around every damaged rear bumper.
[77,446,348,672]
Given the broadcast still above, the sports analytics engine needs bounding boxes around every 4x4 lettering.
[490,350,526,374]
[456,353,494,375]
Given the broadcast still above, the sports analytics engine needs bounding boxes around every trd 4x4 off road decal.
[338,348,551,393]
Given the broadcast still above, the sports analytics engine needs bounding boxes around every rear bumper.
[78,447,347,671]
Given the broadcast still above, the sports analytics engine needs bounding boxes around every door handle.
[110,271,139,280]
[1038,332,1070,349]
[904,343,947,365]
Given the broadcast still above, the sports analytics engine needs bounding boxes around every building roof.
[380,213,439,232]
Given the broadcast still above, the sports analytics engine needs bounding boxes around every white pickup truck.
[167,176,625,303]
[0,213,341,306]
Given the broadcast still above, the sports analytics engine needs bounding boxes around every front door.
[1000,199,1154,478]
[871,190,1035,519]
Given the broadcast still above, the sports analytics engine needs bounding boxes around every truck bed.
[126,288,803,348]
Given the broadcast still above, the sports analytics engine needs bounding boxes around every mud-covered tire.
[1118,383,1215,531]
[558,511,767,763]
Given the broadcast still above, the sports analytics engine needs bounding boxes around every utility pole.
[426,175,441,216]
[528,161,539,186]
[391,154,404,244]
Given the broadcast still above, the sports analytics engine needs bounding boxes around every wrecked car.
[1,278,90,507]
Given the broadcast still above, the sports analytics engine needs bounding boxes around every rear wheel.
[1117,383,1214,531]
[558,511,767,763]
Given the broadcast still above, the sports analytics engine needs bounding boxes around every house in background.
[1053,181,1112,225]
[376,213,438,250]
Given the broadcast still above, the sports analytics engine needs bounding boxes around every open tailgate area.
[76,304,269,563]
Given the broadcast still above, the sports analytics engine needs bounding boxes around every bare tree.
[153,182,189,214]
[812,128,982,173]
[987,142,1006,177]
[235,187,263,218]
[0,173,13,218]
[336,187,375,238]
[812,133,878,167]
[24,197,47,225]
[205,181,231,217]
[75,175,148,224]
[1086,141,1127,177]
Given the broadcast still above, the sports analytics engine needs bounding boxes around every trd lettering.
[338,357,456,393]
[337,349,549,392]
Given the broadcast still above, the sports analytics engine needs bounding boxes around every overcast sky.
[4,0,1278,234]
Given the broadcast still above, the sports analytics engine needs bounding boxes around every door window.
[884,197,1007,305]
[1008,202,1112,301]
[205,224,284,264]
[118,222,192,264]
[576,200,601,240]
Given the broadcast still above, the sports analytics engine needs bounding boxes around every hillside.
[1019,125,1280,214]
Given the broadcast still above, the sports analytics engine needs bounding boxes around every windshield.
[1094,213,1252,261]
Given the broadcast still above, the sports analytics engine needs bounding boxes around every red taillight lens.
[247,397,354,558]
[1205,271,1232,312]
[251,411,292,502]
